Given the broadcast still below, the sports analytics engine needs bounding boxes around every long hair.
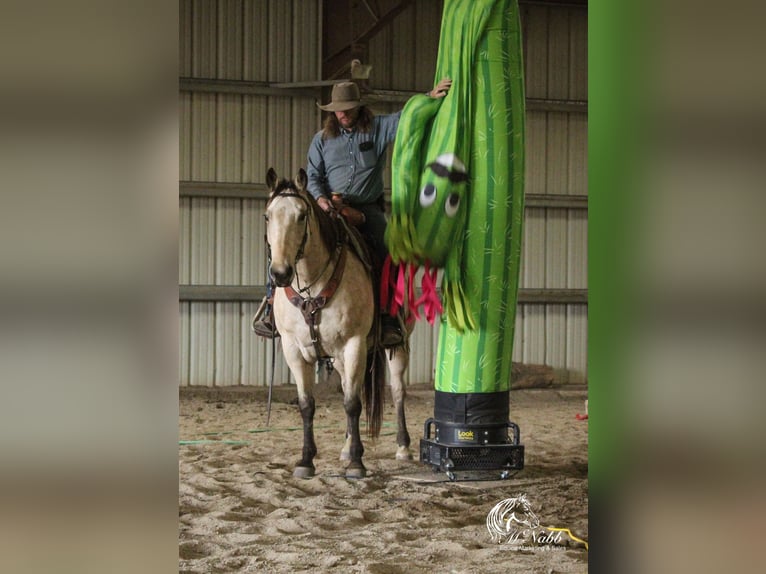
[321,106,375,139]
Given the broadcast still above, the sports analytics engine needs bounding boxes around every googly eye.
[444,193,460,217]
[419,183,437,207]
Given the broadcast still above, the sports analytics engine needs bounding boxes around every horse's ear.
[295,168,308,191]
[266,168,278,191]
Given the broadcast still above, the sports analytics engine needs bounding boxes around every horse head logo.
[503,493,540,529]
[486,494,541,543]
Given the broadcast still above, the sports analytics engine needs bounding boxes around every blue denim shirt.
[306,111,401,206]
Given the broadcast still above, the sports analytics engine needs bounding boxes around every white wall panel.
[180,302,191,386]
[546,208,567,288]
[179,197,192,284]
[512,307,523,363]
[180,92,192,180]
[522,207,546,289]
[265,97,294,177]
[191,94,217,180]
[179,198,192,387]
[243,1,269,82]
[180,0,192,77]
[215,199,242,385]
[217,0,243,80]
[409,320,437,386]
[268,0,292,83]
[192,0,217,78]
[522,304,546,364]
[546,112,569,194]
[188,198,216,386]
[242,96,269,182]
[547,8,570,100]
[522,5,548,99]
[545,304,567,376]
[568,113,588,196]
[567,209,587,289]
[215,199,240,284]
[292,99,320,171]
[190,198,215,284]
[216,302,240,384]
[566,304,587,383]
[241,199,268,285]
[190,302,215,386]
[180,1,322,386]
[525,111,547,195]
[518,203,587,382]
[569,8,588,100]
[216,94,243,181]
[293,0,320,81]
[241,301,264,385]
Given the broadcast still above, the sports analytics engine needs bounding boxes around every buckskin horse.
[264,168,412,478]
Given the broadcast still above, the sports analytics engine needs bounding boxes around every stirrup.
[253,318,280,339]
[380,315,403,348]
[252,295,279,338]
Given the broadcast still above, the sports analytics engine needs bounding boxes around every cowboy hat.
[318,82,361,112]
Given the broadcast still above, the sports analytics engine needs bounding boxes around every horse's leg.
[340,339,367,479]
[343,393,365,478]
[294,393,317,478]
[333,362,353,462]
[388,346,412,461]
[340,427,352,461]
[288,357,317,478]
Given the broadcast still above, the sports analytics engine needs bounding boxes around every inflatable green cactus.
[386,0,525,395]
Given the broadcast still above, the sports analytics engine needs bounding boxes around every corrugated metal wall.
[519,3,588,382]
[179,0,321,387]
[179,0,587,386]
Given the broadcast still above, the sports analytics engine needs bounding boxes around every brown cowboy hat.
[318,82,361,112]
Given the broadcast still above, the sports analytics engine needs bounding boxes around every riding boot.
[252,297,280,338]
[380,311,403,349]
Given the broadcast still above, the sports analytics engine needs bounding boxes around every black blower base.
[419,391,525,481]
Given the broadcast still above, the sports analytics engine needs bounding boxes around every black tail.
[363,347,386,438]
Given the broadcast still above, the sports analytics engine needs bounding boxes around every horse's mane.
[268,177,343,253]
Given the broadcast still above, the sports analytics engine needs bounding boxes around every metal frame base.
[419,418,524,481]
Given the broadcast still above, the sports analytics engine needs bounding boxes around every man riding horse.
[254,78,452,347]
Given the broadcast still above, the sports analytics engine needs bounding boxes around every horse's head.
[503,494,540,530]
[264,168,311,287]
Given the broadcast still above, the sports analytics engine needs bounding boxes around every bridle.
[266,189,309,275]
[265,185,347,370]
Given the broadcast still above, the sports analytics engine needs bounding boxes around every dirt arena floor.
[179,382,589,573]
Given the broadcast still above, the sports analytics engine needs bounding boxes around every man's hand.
[428,77,452,98]
[317,196,333,212]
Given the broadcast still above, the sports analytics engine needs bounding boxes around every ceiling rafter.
[322,0,414,80]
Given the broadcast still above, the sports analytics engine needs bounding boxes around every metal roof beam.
[322,0,414,80]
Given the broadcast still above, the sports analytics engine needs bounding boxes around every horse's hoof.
[293,466,315,479]
[345,466,367,479]
[395,448,413,461]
